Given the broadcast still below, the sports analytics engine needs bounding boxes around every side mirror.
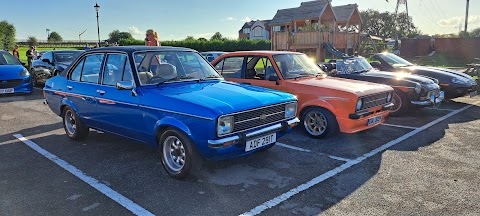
[268,76,279,81]
[370,62,382,68]
[42,58,53,65]
[116,81,134,90]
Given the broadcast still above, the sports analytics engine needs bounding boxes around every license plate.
[0,88,14,94]
[470,91,478,98]
[245,133,276,152]
[367,115,382,126]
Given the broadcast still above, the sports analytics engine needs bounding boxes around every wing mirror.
[268,76,280,85]
[42,58,54,65]
[116,81,137,96]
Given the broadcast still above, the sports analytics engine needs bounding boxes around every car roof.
[88,46,196,54]
[221,50,303,56]
[201,51,228,54]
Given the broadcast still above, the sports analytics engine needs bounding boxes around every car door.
[242,56,288,92]
[66,53,105,128]
[216,56,245,83]
[95,53,144,141]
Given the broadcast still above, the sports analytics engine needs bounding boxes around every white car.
[201,51,228,62]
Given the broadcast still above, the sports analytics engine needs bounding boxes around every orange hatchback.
[212,51,395,138]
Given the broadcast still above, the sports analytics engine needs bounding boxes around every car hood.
[402,66,476,84]
[288,77,393,97]
[364,71,435,84]
[0,65,27,79]
[140,80,296,117]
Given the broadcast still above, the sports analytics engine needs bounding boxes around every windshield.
[272,54,325,79]
[134,51,222,86]
[335,58,373,74]
[54,52,83,63]
[0,52,21,66]
[378,53,414,68]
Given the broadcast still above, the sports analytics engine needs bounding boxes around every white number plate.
[367,115,382,126]
[470,91,478,98]
[245,133,276,152]
[0,88,14,94]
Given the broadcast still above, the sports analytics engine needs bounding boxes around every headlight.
[285,102,297,118]
[415,83,422,94]
[356,98,363,111]
[451,78,468,85]
[217,116,234,136]
[19,68,30,77]
[387,92,393,102]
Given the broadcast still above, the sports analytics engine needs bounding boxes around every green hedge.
[118,38,272,52]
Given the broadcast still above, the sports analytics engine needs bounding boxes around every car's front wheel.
[390,90,410,116]
[62,107,89,140]
[302,107,339,139]
[159,129,202,179]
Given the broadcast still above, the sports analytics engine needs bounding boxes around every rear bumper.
[208,118,299,149]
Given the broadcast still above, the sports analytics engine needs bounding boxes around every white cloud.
[241,17,252,22]
[437,15,480,26]
[225,17,237,21]
[128,26,144,39]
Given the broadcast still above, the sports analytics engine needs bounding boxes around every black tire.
[159,129,202,179]
[62,106,89,141]
[301,107,339,139]
[390,90,410,116]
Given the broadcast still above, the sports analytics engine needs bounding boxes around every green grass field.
[16,47,82,62]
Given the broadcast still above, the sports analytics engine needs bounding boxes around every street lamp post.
[94,3,101,45]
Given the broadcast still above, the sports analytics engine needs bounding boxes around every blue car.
[44,46,299,178]
[0,50,33,95]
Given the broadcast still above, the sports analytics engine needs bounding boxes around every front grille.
[232,103,287,133]
[360,92,391,110]
[427,90,441,99]
[0,79,22,88]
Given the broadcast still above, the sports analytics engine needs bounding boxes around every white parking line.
[276,142,352,162]
[13,134,155,216]
[425,107,457,112]
[381,123,419,130]
[240,103,476,216]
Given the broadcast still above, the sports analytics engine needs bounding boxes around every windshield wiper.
[199,75,222,81]
[156,76,196,86]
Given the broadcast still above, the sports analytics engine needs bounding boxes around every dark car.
[43,46,299,178]
[31,50,84,86]
[321,57,444,116]
[370,53,477,99]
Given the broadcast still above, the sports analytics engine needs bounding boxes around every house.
[269,0,363,61]
[238,20,272,40]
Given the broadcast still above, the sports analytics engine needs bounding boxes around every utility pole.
[464,0,470,33]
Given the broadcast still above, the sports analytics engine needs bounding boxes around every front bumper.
[208,118,300,149]
[0,77,33,94]
[340,103,393,134]
[411,91,444,106]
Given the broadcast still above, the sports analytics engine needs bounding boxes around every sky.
[1,0,479,41]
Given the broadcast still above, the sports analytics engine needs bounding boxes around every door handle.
[66,85,73,90]
[97,90,106,95]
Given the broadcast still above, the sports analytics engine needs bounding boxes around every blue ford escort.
[44,46,299,178]
[0,50,33,95]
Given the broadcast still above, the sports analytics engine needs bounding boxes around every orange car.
[211,51,395,138]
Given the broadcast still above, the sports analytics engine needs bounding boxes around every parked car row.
[2,46,477,179]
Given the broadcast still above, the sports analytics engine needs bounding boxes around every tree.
[108,30,133,43]
[185,36,195,40]
[210,32,223,40]
[48,31,63,42]
[469,28,480,37]
[26,36,38,47]
[360,9,418,39]
[0,20,16,50]
[197,37,208,42]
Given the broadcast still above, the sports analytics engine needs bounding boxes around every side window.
[70,58,85,81]
[214,59,224,71]
[246,57,275,80]
[221,57,243,78]
[80,54,104,84]
[103,54,129,86]
[43,52,53,62]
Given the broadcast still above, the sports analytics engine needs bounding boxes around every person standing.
[33,46,39,59]
[12,45,20,59]
[26,46,35,71]
[145,29,161,46]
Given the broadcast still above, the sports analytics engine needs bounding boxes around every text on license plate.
[367,115,382,126]
[245,133,276,152]
[0,88,14,94]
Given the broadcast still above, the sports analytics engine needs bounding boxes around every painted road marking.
[13,134,155,216]
[240,103,476,216]
[277,142,352,162]
[381,123,419,130]
[425,107,457,112]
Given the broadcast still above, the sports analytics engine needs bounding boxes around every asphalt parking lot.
[1,89,479,216]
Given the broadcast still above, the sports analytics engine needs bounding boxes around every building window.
[253,27,262,37]
[273,26,281,32]
[243,28,250,34]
